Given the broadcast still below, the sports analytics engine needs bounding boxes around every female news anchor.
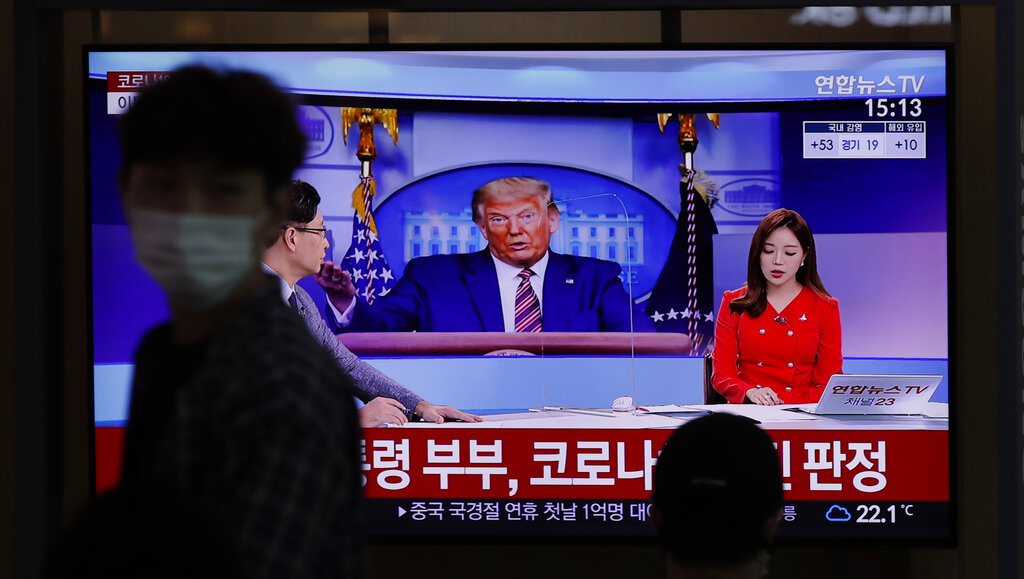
[711,208,842,405]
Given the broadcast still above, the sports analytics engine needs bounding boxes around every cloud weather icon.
[825,505,852,522]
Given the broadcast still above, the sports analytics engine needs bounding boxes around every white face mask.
[128,208,264,310]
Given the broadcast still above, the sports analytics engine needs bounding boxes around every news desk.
[360,403,950,540]
[339,332,949,416]
[398,402,949,430]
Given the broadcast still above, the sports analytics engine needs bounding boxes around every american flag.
[340,175,395,305]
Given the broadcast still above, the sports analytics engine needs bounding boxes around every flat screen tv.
[86,46,952,544]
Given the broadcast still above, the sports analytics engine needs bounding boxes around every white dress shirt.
[491,251,549,333]
[261,262,297,307]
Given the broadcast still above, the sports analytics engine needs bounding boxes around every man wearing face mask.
[117,66,362,579]
[262,179,481,426]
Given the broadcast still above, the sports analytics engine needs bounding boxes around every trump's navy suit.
[335,250,653,333]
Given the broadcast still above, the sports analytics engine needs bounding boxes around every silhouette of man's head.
[652,413,783,572]
[117,66,307,311]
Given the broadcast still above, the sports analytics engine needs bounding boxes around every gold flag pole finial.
[657,113,721,204]
[657,113,719,173]
[341,108,399,223]
[341,108,399,178]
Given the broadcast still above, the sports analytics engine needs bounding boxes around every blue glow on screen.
[88,48,950,416]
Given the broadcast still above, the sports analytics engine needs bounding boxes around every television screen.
[87,47,951,543]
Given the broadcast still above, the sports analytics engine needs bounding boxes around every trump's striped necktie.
[514,269,542,333]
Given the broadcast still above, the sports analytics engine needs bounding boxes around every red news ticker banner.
[106,71,171,91]
[360,428,947,501]
[105,72,171,115]
[96,426,948,502]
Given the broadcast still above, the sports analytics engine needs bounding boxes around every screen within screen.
[87,48,951,543]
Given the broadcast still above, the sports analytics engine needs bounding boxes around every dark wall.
[6,4,1017,579]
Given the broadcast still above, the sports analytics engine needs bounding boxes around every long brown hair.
[729,208,830,318]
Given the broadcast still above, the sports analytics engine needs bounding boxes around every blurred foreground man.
[117,66,363,579]
[652,414,783,579]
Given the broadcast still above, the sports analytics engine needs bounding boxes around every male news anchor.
[318,176,655,333]
[262,180,481,426]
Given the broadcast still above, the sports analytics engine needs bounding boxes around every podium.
[338,331,691,356]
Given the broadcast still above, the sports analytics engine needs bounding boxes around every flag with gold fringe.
[339,175,395,305]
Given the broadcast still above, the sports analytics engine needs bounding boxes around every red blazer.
[711,286,842,404]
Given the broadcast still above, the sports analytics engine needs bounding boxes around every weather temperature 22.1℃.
[824,503,915,523]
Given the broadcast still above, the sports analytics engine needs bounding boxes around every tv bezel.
[82,42,957,548]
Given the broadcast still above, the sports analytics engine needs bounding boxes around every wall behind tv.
[7,5,1012,579]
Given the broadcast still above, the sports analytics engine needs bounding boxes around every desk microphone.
[774,316,788,325]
